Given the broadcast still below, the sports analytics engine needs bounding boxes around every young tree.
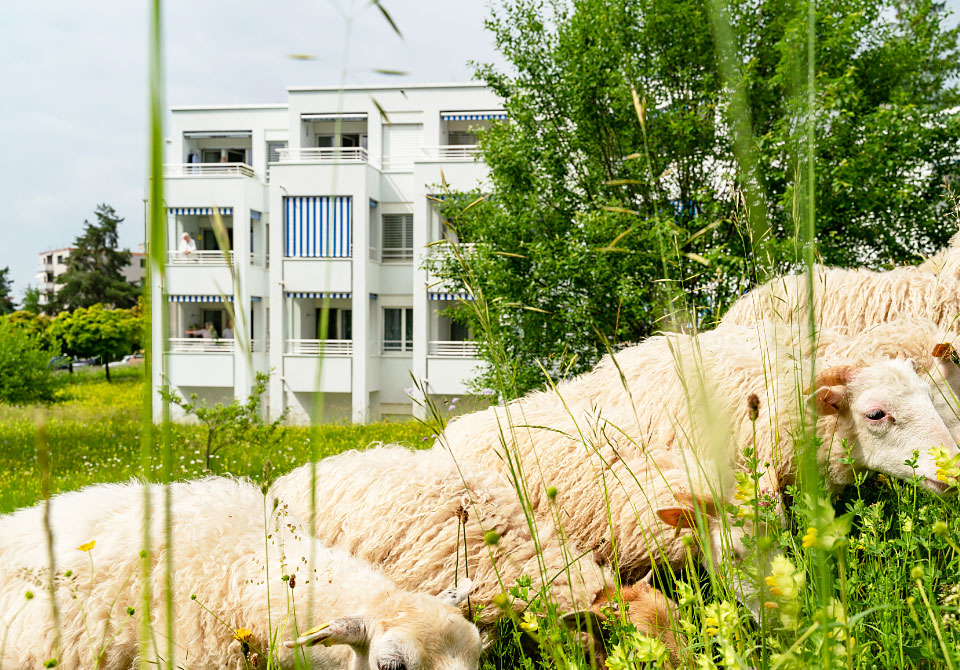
[160,372,289,470]
[20,285,41,315]
[432,0,960,396]
[0,267,15,315]
[1,310,55,351]
[49,304,140,382]
[53,204,139,312]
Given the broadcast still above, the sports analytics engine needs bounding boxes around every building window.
[448,130,477,146]
[319,308,352,340]
[382,214,413,261]
[140,258,146,268]
[267,141,287,163]
[383,307,413,352]
[56,255,63,264]
[316,135,334,148]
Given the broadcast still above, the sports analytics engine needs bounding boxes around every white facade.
[152,83,500,423]
[37,245,146,306]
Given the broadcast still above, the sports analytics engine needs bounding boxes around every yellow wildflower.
[76,540,95,552]
[929,446,960,486]
[801,527,819,548]
[765,555,805,629]
[233,627,253,643]
[519,612,539,633]
[876,473,888,484]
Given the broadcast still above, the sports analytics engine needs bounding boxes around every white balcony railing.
[38,281,56,293]
[167,250,234,265]
[164,163,256,178]
[275,147,369,163]
[429,340,479,358]
[168,338,235,353]
[286,339,353,356]
[418,145,480,162]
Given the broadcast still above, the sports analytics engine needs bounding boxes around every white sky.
[2,0,960,298]
[0,0,503,297]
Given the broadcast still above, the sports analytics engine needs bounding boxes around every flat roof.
[287,82,487,93]
[170,103,288,112]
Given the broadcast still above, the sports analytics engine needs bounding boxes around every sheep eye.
[866,410,886,421]
[377,660,407,670]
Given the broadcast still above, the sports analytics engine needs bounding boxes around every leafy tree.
[0,320,60,405]
[431,0,960,396]
[20,285,41,315]
[53,204,139,312]
[160,372,289,470]
[0,311,55,351]
[0,267,15,315]
[49,304,139,382]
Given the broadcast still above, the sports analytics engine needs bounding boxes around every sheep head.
[288,580,481,670]
[815,358,959,494]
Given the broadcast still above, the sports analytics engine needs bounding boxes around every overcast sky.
[0,0,504,298]
[2,1,960,299]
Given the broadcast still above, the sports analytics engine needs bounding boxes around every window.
[318,308,352,340]
[139,258,146,268]
[56,255,63,264]
[316,135,334,148]
[448,130,477,146]
[450,320,470,342]
[267,141,287,163]
[226,148,246,164]
[383,308,413,352]
[382,214,413,260]
[201,149,220,163]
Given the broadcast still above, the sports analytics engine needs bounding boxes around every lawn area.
[0,367,432,514]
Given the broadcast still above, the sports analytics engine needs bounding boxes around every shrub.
[0,321,60,404]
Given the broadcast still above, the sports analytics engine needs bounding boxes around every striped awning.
[250,210,262,221]
[441,111,507,121]
[302,113,368,122]
[183,131,251,139]
[285,292,351,299]
[168,294,234,303]
[429,292,474,301]
[284,196,352,258]
[250,296,262,302]
[168,207,233,216]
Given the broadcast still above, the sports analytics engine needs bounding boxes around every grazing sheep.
[591,580,685,668]
[440,327,959,582]
[0,477,480,670]
[720,254,960,335]
[270,445,614,625]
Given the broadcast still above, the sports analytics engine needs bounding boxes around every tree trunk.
[104,357,111,383]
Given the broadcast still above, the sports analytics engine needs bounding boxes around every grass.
[0,367,432,515]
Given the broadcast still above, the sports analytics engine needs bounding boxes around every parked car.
[119,351,145,365]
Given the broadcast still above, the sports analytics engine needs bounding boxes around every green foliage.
[20,285,42,315]
[49,304,140,382]
[0,320,60,405]
[160,371,290,470]
[0,267,15,315]
[0,310,55,350]
[432,0,960,396]
[52,204,139,313]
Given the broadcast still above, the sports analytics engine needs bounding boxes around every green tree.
[53,204,139,312]
[160,372,289,470]
[1,310,55,351]
[20,285,41,315]
[0,267,15,315]
[431,0,960,396]
[0,320,60,405]
[49,304,140,382]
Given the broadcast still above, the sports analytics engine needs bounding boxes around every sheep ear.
[437,578,472,607]
[810,385,846,416]
[657,507,695,529]
[673,490,719,518]
[285,617,367,649]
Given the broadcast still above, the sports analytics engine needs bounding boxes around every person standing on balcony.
[185,321,216,339]
[178,232,197,258]
[222,319,234,339]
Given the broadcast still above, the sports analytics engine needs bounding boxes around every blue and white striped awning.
[168,207,233,216]
[250,296,262,302]
[302,113,368,122]
[441,111,507,121]
[285,292,352,299]
[429,292,474,301]
[250,210,262,221]
[168,294,234,303]
[284,196,352,258]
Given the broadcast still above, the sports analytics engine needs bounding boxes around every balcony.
[417,145,480,162]
[164,163,256,178]
[167,338,235,353]
[38,281,56,293]
[275,147,369,164]
[286,339,353,356]
[167,250,235,266]
[428,340,479,358]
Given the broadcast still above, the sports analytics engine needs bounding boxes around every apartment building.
[37,245,146,307]
[153,83,500,423]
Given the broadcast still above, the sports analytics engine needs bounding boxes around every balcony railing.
[418,145,480,162]
[164,163,256,178]
[168,338,235,353]
[429,340,479,358]
[286,339,353,356]
[167,250,235,265]
[275,147,369,163]
[38,281,56,293]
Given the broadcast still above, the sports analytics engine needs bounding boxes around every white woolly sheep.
[0,477,480,670]
[720,246,960,334]
[440,327,960,583]
[270,445,613,625]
